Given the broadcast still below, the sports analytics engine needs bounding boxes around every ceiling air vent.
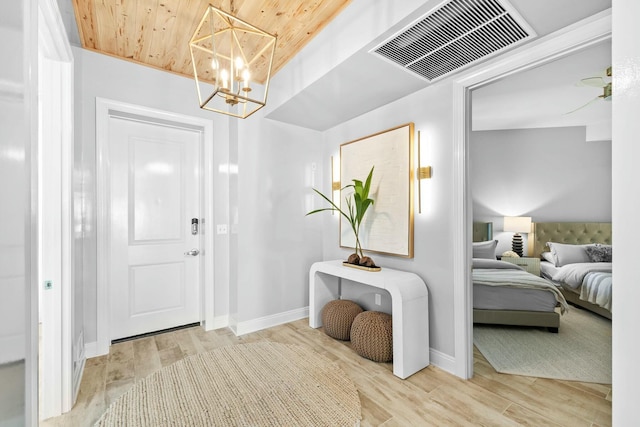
[372,0,536,82]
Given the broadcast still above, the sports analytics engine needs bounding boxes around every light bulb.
[235,57,244,70]
[211,58,218,69]
[220,69,229,89]
[242,69,250,89]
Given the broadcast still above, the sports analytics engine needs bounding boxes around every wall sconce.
[417,131,432,214]
[331,155,341,215]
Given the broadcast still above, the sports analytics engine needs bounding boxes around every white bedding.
[474,284,559,312]
[551,262,612,289]
[541,261,612,312]
[540,260,558,281]
[473,268,568,314]
[580,272,612,311]
[472,259,568,314]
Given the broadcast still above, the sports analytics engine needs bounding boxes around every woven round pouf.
[350,311,393,363]
[321,300,363,341]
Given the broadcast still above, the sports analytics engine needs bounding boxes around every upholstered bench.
[321,299,363,341]
[350,311,393,362]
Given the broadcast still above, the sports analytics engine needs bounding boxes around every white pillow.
[473,240,498,259]
[540,251,556,265]
[547,242,592,266]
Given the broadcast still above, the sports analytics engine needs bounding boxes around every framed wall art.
[340,123,414,258]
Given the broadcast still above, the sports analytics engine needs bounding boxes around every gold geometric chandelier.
[189,4,277,118]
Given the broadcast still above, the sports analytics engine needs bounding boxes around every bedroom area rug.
[94,342,361,427]
[474,306,611,384]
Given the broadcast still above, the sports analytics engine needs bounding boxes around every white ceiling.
[267,0,612,131]
[472,41,612,141]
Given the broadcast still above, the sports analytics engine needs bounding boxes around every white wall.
[73,47,326,343]
[470,126,612,254]
[0,18,27,366]
[612,0,640,423]
[234,114,324,330]
[0,26,27,365]
[0,2,36,424]
[321,83,457,362]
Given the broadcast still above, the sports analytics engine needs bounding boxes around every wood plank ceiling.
[72,0,351,83]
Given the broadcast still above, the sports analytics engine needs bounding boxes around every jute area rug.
[474,306,611,384]
[95,342,361,426]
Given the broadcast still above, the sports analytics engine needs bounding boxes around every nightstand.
[501,257,540,276]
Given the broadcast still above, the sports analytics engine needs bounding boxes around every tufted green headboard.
[530,222,612,258]
[473,222,493,242]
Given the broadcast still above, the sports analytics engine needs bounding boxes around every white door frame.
[95,98,215,356]
[38,0,75,417]
[451,10,612,379]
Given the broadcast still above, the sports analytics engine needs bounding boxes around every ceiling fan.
[566,66,612,114]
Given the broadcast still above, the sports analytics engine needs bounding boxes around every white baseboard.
[234,307,309,336]
[0,334,25,364]
[429,347,457,375]
[72,356,85,405]
[205,315,229,331]
[71,331,86,406]
[228,315,238,336]
[84,341,102,359]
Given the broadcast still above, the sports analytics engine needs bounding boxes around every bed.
[530,222,612,319]
[472,222,568,332]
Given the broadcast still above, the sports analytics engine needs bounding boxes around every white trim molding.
[38,0,76,418]
[451,9,611,379]
[429,348,457,375]
[211,315,230,330]
[95,98,215,356]
[233,307,309,337]
[83,341,99,360]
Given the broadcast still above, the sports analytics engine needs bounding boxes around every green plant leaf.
[306,207,337,215]
[306,165,375,258]
[306,188,351,223]
[363,167,374,199]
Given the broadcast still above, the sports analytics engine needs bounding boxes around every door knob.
[184,249,200,256]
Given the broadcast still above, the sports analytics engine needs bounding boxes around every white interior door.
[108,117,201,341]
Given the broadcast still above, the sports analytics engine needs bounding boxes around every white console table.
[309,260,429,379]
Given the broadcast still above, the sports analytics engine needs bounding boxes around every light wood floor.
[41,319,612,426]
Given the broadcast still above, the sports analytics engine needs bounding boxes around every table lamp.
[503,216,532,257]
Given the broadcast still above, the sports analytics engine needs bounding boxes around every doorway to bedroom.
[468,38,613,386]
